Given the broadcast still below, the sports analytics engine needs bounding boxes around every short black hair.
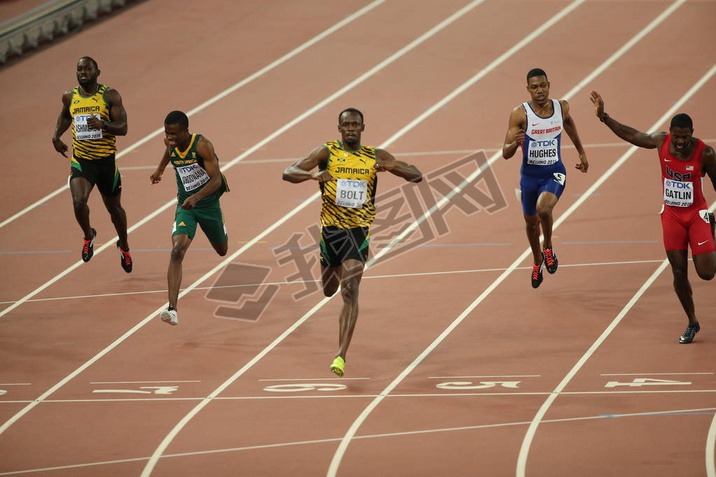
[526,68,548,83]
[338,108,364,124]
[165,110,189,129]
[670,113,693,130]
[78,56,98,69]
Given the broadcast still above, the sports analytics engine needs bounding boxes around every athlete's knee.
[109,203,125,215]
[104,197,124,215]
[696,268,715,281]
[671,266,689,283]
[537,207,552,223]
[341,279,360,303]
[72,195,89,210]
[170,244,188,262]
[524,217,539,233]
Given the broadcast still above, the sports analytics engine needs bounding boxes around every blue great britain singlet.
[521,99,565,178]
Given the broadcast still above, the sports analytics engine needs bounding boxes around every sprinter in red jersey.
[590,91,716,344]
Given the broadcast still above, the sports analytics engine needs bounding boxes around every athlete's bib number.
[700,210,710,224]
[74,114,103,141]
[526,138,559,166]
[335,179,368,209]
[663,179,693,207]
[177,163,210,192]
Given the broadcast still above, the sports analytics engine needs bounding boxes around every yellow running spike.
[330,356,345,377]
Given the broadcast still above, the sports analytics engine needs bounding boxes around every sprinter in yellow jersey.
[52,57,132,272]
[283,108,422,376]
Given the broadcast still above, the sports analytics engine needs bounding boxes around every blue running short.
[520,170,566,216]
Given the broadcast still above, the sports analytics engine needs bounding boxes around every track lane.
[2,1,716,476]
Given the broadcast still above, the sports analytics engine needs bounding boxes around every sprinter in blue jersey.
[502,68,589,288]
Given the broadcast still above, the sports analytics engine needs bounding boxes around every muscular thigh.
[196,201,228,245]
[661,207,689,252]
[540,172,566,202]
[173,207,199,240]
[70,157,100,191]
[520,171,565,216]
[687,208,715,256]
[70,155,120,198]
[94,155,122,197]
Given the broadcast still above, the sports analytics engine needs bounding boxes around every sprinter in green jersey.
[150,111,229,326]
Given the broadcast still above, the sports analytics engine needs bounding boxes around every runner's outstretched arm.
[590,91,662,149]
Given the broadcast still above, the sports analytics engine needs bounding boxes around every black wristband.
[600,112,609,123]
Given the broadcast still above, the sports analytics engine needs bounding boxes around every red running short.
[661,206,715,255]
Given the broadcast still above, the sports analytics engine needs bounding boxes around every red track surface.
[1,1,716,476]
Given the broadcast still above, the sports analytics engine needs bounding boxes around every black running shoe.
[82,228,96,262]
[543,247,558,274]
[116,240,132,273]
[679,322,700,344]
[531,261,544,289]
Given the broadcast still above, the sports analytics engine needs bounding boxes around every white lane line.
[601,373,715,376]
[159,0,595,471]
[428,375,541,379]
[517,64,716,477]
[4,387,716,407]
[0,458,151,476]
[0,0,487,444]
[0,395,381,405]
[707,411,716,477]
[3,407,713,476]
[117,137,716,168]
[557,390,716,395]
[257,378,370,382]
[107,140,643,169]
[0,0,488,436]
[138,2,492,474]
[0,0,387,230]
[391,390,716,397]
[89,381,201,384]
[0,258,665,306]
[0,0,470,322]
[332,0,615,472]
[330,2,694,475]
[145,0,597,472]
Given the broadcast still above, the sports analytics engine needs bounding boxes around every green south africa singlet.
[169,134,227,207]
